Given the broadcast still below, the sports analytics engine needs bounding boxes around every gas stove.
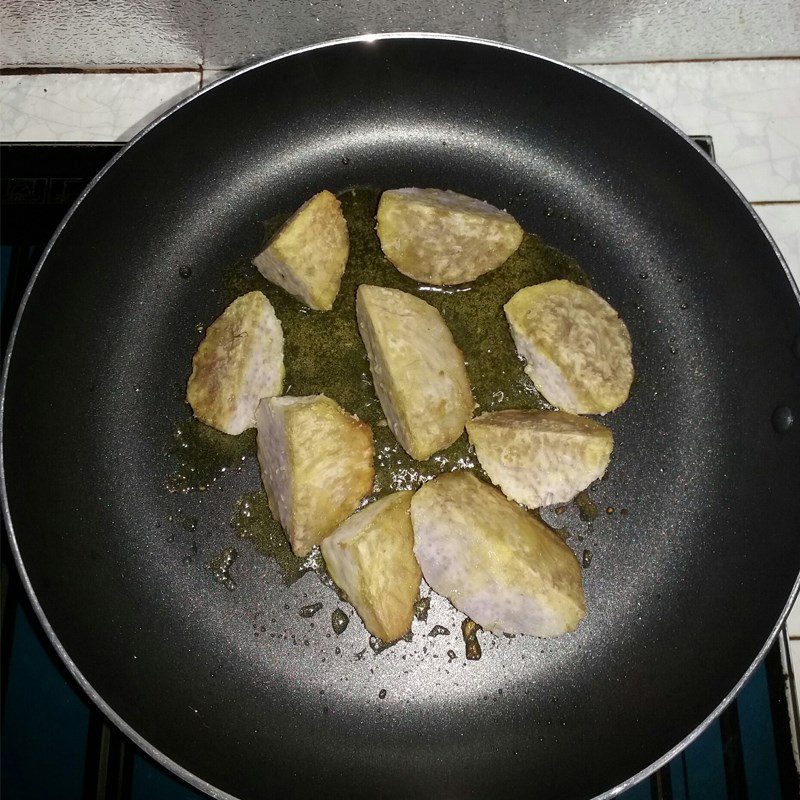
[1,141,798,800]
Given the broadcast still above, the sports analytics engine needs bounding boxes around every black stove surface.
[1,141,797,800]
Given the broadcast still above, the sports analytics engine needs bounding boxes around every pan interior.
[3,38,800,800]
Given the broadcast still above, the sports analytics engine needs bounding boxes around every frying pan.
[3,34,800,800]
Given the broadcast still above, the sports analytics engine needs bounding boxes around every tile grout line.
[0,66,202,75]
[580,55,800,67]
[1,56,797,75]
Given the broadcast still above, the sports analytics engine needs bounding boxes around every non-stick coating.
[3,37,800,800]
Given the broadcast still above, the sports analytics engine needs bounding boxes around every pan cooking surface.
[3,37,800,799]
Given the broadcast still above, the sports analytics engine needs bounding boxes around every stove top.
[1,141,798,800]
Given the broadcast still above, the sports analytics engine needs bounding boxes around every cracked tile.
[0,71,200,142]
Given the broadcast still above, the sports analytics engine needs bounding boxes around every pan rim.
[1,31,798,800]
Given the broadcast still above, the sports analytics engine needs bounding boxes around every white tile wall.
[754,203,800,285]
[791,639,800,680]
[200,68,231,88]
[586,60,800,203]
[0,71,200,142]
[788,599,800,639]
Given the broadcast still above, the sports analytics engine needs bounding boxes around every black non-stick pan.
[3,35,800,800]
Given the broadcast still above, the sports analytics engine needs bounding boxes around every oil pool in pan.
[167,186,595,650]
